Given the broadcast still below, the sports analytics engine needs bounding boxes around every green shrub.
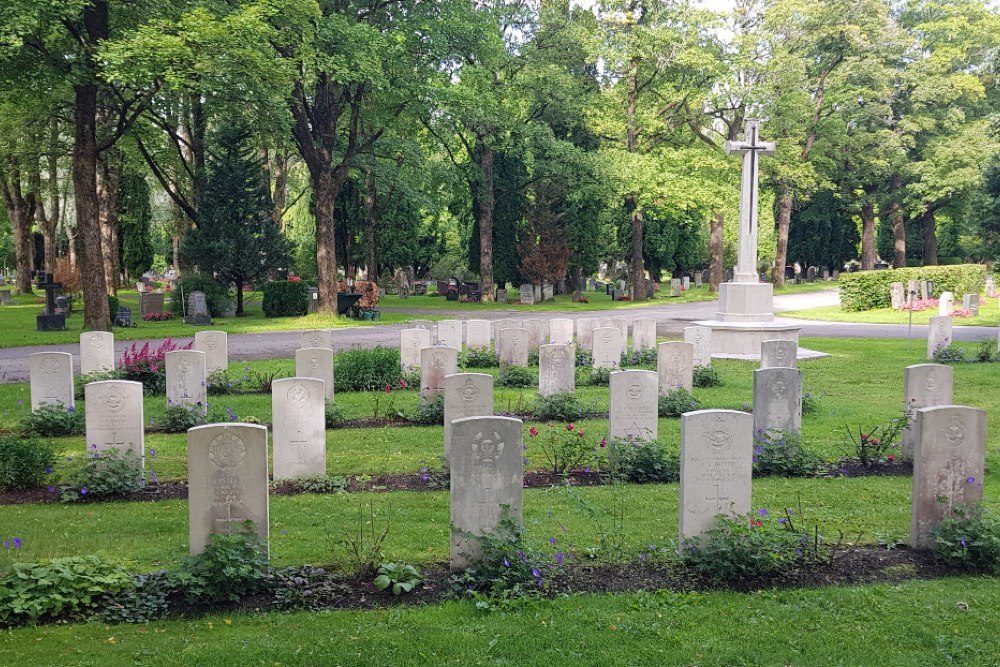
[268,565,349,611]
[374,562,423,596]
[74,370,122,399]
[107,295,120,316]
[0,555,134,625]
[681,513,811,582]
[658,388,699,418]
[498,366,535,388]
[169,272,230,317]
[621,348,657,368]
[206,369,233,395]
[459,348,500,368]
[334,347,402,392]
[22,404,84,437]
[408,394,445,425]
[588,367,611,386]
[325,400,345,427]
[174,527,270,603]
[92,571,175,624]
[161,404,208,433]
[839,264,985,312]
[262,280,310,317]
[933,342,967,363]
[534,392,585,421]
[610,439,679,484]
[974,337,997,363]
[753,430,827,478]
[294,474,349,494]
[931,504,1000,573]
[59,449,145,502]
[693,365,722,388]
[0,435,58,491]
[528,422,597,475]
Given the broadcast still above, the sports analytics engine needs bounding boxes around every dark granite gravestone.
[36,273,65,331]
[184,291,212,326]
[115,306,133,327]
[140,292,165,317]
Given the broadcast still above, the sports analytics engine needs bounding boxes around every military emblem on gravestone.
[602,333,611,345]
[89,334,103,349]
[551,347,566,368]
[671,350,681,363]
[459,378,480,402]
[176,357,193,399]
[693,331,703,345]
[708,416,732,451]
[209,430,248,470]
[510,333,520,346]
[101,385,125,414]
[308,334,323,347]
[205,338,217,351]
[925,370,937,391]
[471,430,505,507]
[943,416,966,448]
[771,372,787,397]
[774,343,787,362]
[627,383,643,400]
[432,351,446,369]
[308,354,320,370]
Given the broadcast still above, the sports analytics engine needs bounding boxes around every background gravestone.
[449,416,523,570]
[592,327,622,370]
[759,340,797,369]
[608,369,658,442]
[611,318,629,355]
[670,279,681,296]
[901,364,954,458]
[657,341,694,393]
[910,405,986,549]
[679,409,753,543]
[300,329,333,350]
[683,326,712,367]
[938,292,954,316]
[85,380,144,463]
[139,292,165,317]
[420,346,459,398]
[272,378,326,480]
[890,282,904,310]
[519,283,535,305]
[443,373,494,463]
[927,316,953,360]
[437,320,463,350]
[400,328,432,371]
[80,331,115,375]
[753,367,803,436]
[295,347,335,401]
[498,328,529,371]
[524,319,548,351]
[549,318,574,345]
[493,319,521,357]
[185,291,211,325]
[29,351,75,411]
[166,350,207,412]
[576,318,595,352]
[187,423,269,555]
[539,343,576,396]
[632,318,656,352]
[465,319,492,350]
[962,294,980,316]
[194,330,229,374]
[410,320,434,335]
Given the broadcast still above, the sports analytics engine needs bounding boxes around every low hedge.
[262,280,310,317]
[839,264,986,312]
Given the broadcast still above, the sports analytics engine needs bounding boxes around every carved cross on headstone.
[289,430,308,462]
[105,432,125,450]
[706,484,730,514]
[725,120,776,284]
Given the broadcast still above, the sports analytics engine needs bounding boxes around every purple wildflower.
[12,538,21,549]
[67,406,75,413]
[44,467,52,475]
[758,508,769,517]
[531,567,541,578]
[150,470,158,483]
[80,487,89,495]
[967,476,976,484]
[550,537,557,546]
[1,540,8,549]
[555,552,564,564]
[150,448,157,458]
[48,485,55,493]
[503,556,510,568]
[961,539,967,548]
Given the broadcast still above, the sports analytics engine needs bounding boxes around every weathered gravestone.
[632,318,656,352]
[30,352,75,411]
[759,339,797,369]
[962,294,980,315]
[410,320,434,335]
[519,283,535,305]
[449,416,523,570]
[549,318,574,345]
[300,329,333,351]
[694,273,703,288]
[539,343,576,396]
[400,328,432,371]
[187,423,269,555]
[679,410,754,544]
[436,320,463,351]
[657,341,694,394]
[498,328,529,371]
[890,282,905,310]
[927,315,953,360]
[534,284,542,304]
[272,378,326,480]
[443,373,494,463]
[495,288,507,304]
[832,270,840,281]
[166,350,207,412]
[670,278,682,297]
[465,319,492,350]
[493,319,521,357]
[139,292,165,317]
[194,330,228,374]
[542,283,554,301]
[683,326,712,367]
[901,364,953,458]
[986,276,997,298]
[753,367,803,437]
[612,318,630,355]
[184,291,211,325]
[524,319,548,351]
[806,267,817,282]
[80,331,115,375]
[921,281,931,301]
[0,289,12,305]
[938,292,954,316]
[85,380,144,464]
[910,405,986,549]
[421,346,458,398]
[576,318,595,352]
[592,327,622,370]
[35,273,65,331]
[609,369,658,442]
[295,347,335,400]
[682,276,690,291]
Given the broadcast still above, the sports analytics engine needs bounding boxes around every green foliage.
[533,392,585,421]
[0,435,57,491]
[459,348,500,368]
[587,368,611,386]
[294,475,348,494]
[22,404,84,437]
[658,388,699,418]
[262,280,310,318]
[333,500,391,579]
[839,265,985,311]
[161,404,207,433]
[693,365,722,388]
[175,528,270,603]
[498,366,535,388]
[681,514,811,583]
[408,395,444,425]
[620,348,657,368]
[528,422,597,475]
[268,565,349,612]
[334,347,402,392]
[788,191,860,269]
[753,431,827,478]
[92,571,174,624]
[74,370,122,400]
[324,400,345,428]
[374,562,423,596]
[932,505,1000,573]
[118,168,154,279]
[0,555,134,626]
[841,418,904,467]
[974,338,998,363]
[107,295,120,316]
[610,439,679,484]
[59,449,144,502]
[206,369,233,395]
[169,272,230,318]
[933,342,968,363]
[802,388,822,415]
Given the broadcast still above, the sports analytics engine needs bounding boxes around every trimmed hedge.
[839,264,986,312]
[170,272,231,317]
[262,280,310,317]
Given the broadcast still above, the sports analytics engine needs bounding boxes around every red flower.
[399,378,407,389]
[888,454,895,462]
[750,520,763,528]
[870,438,879,445]
[529,426,539,437]
[384,384,391,393]
[567,423,574,431]
[599,438,607,448]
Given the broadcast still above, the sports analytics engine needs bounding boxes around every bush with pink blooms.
[118,338,193,394]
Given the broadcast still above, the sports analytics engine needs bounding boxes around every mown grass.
[784,297,1000,327]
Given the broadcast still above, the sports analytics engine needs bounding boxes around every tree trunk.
[97,154,121,293]
[860,201,876,270]
[571,265,582,301]
[888,175,905,268]
[273,149,288,228]
[709,211,724,292]
[772,191,793,287]
[2,181,36,294]
[478,143,495,303]
[628,196,645,299]
[922,204,937,265]
[38,120,60,274]
[365,171,377,280]
[313,169,339,313]
[235,278,245,316]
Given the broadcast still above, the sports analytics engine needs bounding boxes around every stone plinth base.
[692,319,828,361]
[716,282,774,323]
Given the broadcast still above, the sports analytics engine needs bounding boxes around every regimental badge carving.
[671,350,682,363]
[89,334,103,349]
[410,335,421,348]
[771,372,787,398]
[433,352,446,369]
[943,415,966,448]
[102,385,125,413]
[472,430,504,465]
[459,378,480,402]
[40,356,59,375]
[602,334,612,345]
[205,337,217,351]
[627,383,643,400]
[708,416,732,451]
[309,354,320,370]
[551,347,566,368]
[209,430,247,470]
[309,334,322,347]
[287,381,309,410]
[176,356,193,399]
[774,343,787,362]
[925,370,937,391]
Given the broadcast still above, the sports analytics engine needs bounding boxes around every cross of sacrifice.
[725,120,776,284]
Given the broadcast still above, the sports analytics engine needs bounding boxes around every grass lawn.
[783,297,1000,327]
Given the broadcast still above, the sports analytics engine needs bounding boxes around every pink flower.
[888,454,895,462]
[529,427,539,437]
[384,384,391,393]
[567,423,574,431]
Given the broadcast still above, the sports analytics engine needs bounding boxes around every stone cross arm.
[725,137,776,156]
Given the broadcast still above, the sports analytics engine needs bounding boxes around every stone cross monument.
[725,120,776,284]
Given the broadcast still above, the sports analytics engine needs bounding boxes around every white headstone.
[910,406,986,549]
[902,364,954,458]
[437,320,463,351]
[444,373,495,462]
[466,319,492,350]
[591,327,622,370]
[938,292,954,316]
[187,423,269,555]
[194,330,229,374]
[613,319,629,355]
[657,341,694,394]
[609,369,658,442]
[632,318,656,352]
[85,380,144,462]
[684,326,712,367]
[400,328,432,371]
[524,319,548,351]
[421,346,459,398]
[753,367,803,437]
[670,279,681,297]
[759,339,797,369]
[986,276,997,298]
[695,272,703,288]
[29,352,75,411]
[927,315,953,360]
[449,416,523,570]
[410,320,434,333]
[519,284,535,305]
[682,276,690,291]
[576,318,595,352]
[300,329,333,350]
[539,343,576,396]
[679,409,754,543]
[272,378,326,480]
[498,328,529,371]
[295,347,335,400]
[79,332,115,375]
[493,319,521,357]
[549,318,574,345]
[165,350,207,413]
[890,282,905,310]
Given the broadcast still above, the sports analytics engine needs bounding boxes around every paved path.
[1,289,993,382]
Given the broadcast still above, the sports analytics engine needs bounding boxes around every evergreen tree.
[118,168,154,281]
